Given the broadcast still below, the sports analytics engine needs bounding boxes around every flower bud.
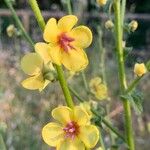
[134,63,147,77]
[6,24,16,37]
[97,0,107,6]
[129,20,138,32]
[105,20,114,30]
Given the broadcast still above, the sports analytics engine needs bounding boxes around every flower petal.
[79,125,99,148]
[57,138,85,150]
[21,53,43,75]
[42,122,64,147]
[73,106,89,125]
[62,48,88,72]
[58,15,78,32]
[21,74,44,90]
[35,42,51,64]
[52,106,73,125]
[70,26,92,48]
[43,18,60,43]
[48,45,62,65]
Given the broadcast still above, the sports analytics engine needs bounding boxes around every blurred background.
[0,0,150,149]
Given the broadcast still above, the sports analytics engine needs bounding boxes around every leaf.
[121,90,144,114]
[146,60,150,71]
[130,90,144,114]
[124,47,133,59]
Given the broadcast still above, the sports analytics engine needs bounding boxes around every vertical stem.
[81,71,89,92]
[99,129,106,150]
[113,0,135,149]
[121,0,126,28]
[55,66,74,108]
[66,0,72,15]
[97,26,107,85]
[28,0,74,108]
[28,0,45,31]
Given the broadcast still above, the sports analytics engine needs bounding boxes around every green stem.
[97,26,107,85]
[55,66,74,108]
[121,0,126,28]
[28,0,74,108]
[4,0,34,48]
[66,0,72,15]
[91,108,126,143]
[114,0,134,149]
[126,76,142,93]
[69,86,84,102]
[81,71,89,92]
[28,0,45,31]
[99,129,106,150]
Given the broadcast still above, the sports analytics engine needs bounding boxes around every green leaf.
[130,90,144,114]
[121,90,144,114]
[124,47,133,59]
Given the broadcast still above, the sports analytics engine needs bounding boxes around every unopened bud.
[134,63,147,77]
[6,24,16,37]
[97,0,107,6]
[105,20,114,30]
[129,20,138,32]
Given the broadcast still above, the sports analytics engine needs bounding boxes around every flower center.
[58,33,75,52]
[63,121,79,140]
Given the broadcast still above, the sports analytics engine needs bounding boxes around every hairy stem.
[114,0,135,149]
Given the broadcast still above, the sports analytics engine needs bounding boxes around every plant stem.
[113,0,134,149]
[97,26,107,85]
[28,0,74,108]
[121,0,126,28]
[91,108,126,143]
[69,86,84,102]
[4,0,34,48]
[55,66,74,108]
[99,129,106,150]
[126,76,142,93]
[66,0,72,15]
[28,0,45,31]
[81,71,89,92]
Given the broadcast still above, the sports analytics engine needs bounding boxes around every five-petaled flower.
[42,106,99,150]
[21,52,54,91]
[36,15,92,72]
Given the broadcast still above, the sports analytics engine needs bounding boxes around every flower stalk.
[113,0,135,149]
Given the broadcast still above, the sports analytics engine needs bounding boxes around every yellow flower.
[89,77,108,100]
[80,102,93,119]
[134,63,147,77]
[21,52,53,91]
[37,15,92,72]
[129,20,138,32]
[42,106,99,150]
[97,0,107,6]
